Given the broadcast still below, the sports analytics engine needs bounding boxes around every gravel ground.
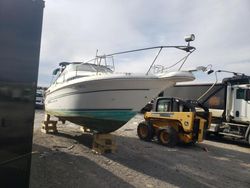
[30,110,250,188]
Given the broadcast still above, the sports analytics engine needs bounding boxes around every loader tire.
[157,126,178,147]
[137,121,154,141]
[248,133,250,146]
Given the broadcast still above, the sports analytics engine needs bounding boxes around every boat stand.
[41,114,58,134]
[92,133,117,154]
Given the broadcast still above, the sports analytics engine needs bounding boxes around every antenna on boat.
[184,34,195,47]
[176,34,196,71]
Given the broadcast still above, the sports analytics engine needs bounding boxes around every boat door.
[232,86,250,122]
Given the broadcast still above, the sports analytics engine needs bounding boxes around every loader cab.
[154,97,194,112]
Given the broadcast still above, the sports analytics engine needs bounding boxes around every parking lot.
[30,110,250,188]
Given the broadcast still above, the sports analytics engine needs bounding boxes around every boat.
[45,35,200,133]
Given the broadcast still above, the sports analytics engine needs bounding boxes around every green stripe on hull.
[46,109,137,133]
[47,109,136,122]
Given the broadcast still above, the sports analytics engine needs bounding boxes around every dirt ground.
[30,110,250,188]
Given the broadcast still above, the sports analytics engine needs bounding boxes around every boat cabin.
[53,63,113,83]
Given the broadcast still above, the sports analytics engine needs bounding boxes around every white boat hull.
[45,72,194,132]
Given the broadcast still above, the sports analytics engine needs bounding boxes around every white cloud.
[38,0,250,86]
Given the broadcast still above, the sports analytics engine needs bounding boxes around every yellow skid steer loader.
[137,97,211,147]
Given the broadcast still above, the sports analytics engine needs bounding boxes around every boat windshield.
[65,63,113,73]
[90,64,113,73]
[73,64,95,72]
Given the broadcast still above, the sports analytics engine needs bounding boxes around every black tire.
[137,121,154,141]
[248,133,250,146]
[157,126,178,147]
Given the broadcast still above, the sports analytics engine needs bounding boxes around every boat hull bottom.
[46,110,136,133]
[60,117,127,133]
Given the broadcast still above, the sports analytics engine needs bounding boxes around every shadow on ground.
[32,127,250,188]
[30,143,134,188]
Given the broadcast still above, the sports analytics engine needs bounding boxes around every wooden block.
[94,133,114,140]
[93,142,117,150]
[44,114,51,121]
[94,134,115,146]
[41,127,48,134]
[94,138,114,146]
[41,120,58,134]
[92,143,117,154]
[42,120,57,126]
[92,133,116,154]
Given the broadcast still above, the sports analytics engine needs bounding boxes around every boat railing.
[85,34,196,75]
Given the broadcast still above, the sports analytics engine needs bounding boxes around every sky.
[38,0,250,86]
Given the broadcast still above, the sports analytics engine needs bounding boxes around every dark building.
[0,0,44,187]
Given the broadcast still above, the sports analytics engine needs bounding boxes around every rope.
[0,151,39,166]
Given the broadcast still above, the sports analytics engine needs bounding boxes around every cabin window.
[246,89,250,101]
[157,99,171,112]
[76,64,96,72]
[236,89,245,99]
[95,66,112,73]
